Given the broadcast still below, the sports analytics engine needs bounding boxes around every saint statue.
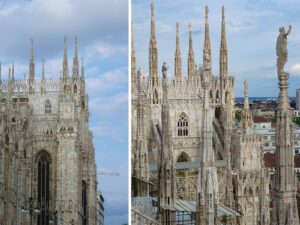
[276,25,292,75]
[162,62,168,79]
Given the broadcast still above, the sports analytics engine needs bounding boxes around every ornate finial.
[42,59,45,79]
[12,63,14,79]
[205,5,209,19]
[203,5,212,75]
[81,58,85,78]
[188,22,195,78]
[30,38,34,59]
[176,22,179,36]
[63,36,69,79]
[8,67,11,80]
[222,6,225,19]
[220,5,227,78]
[64,36,67,58]
[151,2,154,18]
[74,36,78,57]
[244,79,248,98]
[29,38,35,80]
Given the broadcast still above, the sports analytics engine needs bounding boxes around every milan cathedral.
[131,2,298,225]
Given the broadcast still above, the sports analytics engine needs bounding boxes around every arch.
[216,90,219,99]
[36,150,51,225]
[153,89,158,104]
[225,90,230,103]
[249,187,253,195]
[176,152,191,162]
[45,99,51,114]
[74,84,77,93]
[177,113,188,136]
[210,90,213,99]
[82,180,88,225]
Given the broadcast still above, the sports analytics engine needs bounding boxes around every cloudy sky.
[0,0,128,224]
[132,0,300,97]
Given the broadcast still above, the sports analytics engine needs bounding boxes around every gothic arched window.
[36,150,51,225]
[153,89,158,104]
[82,180,88,225]
[177,152,190,162]
[74,84,77,93]
[177,113,188,136]
[45,99,51,114]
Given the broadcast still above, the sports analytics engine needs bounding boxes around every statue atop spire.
[29,38,35,81]
[149,1,158,86]
[63,36,69,80]
[220,6,228,78]
[273,25,299,225]
[203,6,212,77]
[73,36,79,79]
[187,23,195,77]
[174,22,182,81]
[276,25,292,75]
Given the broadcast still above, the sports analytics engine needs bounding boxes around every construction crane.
[97,171,120,176]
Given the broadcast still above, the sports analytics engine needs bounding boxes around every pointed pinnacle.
[42,59,45,79]
[205,6,209,19]
[64,36,67,58]
[74,36,78,58]
[176,22,179,47]
[188,23,192,33]
[30,38,34,61]
[151,2,154,19]
[81,58,85,78]
[222,5,225,19]
[12,63,14,78]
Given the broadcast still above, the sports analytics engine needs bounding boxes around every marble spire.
[187,23,195,77]
[131,23,137,94]
[63,36,69,79]
[203,6,212,77]
[149,2,158,86]
[29,38,35,81]
[220,6,228,78]
[174,22,182,81]
[73,36,79,79]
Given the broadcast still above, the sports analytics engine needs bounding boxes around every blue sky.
[0,0,128,225]
[132,0,300,97]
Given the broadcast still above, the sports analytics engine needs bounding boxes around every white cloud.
[86,68,128,95]
[0,3,19,16]
[89,92,128,113]
[91,124,126,142]
[290,63,300,76]
[85,41,127,59]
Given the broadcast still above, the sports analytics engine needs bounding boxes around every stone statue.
[162,62,168,79]
[276,25,292,75]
